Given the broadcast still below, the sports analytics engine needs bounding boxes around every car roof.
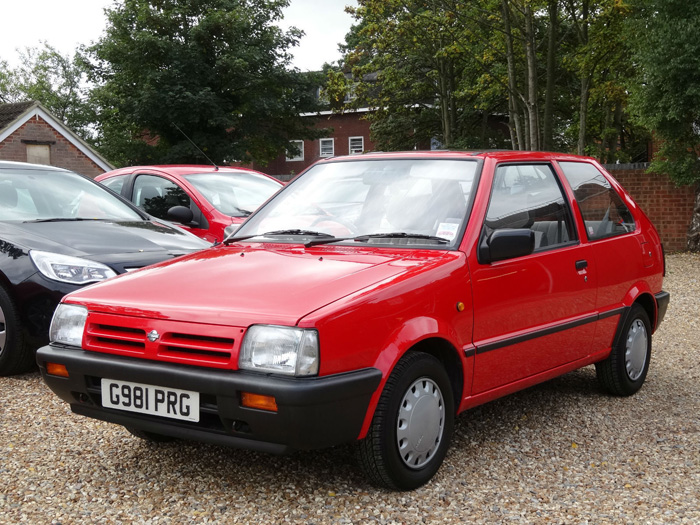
[321,150,598,163]
[0,161,71,172]
[100,165,279,177]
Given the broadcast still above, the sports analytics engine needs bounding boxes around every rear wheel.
[357,352,454,490]
[0,284,34,376]
[596,304,652,396]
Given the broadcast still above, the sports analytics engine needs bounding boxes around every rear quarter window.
[558,161,636,240]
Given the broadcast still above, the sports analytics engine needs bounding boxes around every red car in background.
[97,166,283,243]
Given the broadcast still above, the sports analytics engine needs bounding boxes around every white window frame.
[320,138,335,157]
[286,140,304,162]
[349,136,364,155]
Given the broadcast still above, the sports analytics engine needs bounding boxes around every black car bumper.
[655,290,670,328]
[37,345,382,454]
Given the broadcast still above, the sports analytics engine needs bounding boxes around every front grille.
[158,332,234,365]
[87,324,147,354]
[84,312,241,369]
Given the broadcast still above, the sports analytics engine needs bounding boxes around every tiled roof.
[0,101,37,132]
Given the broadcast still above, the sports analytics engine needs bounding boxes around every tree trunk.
[578,76,590,155]
[502,0,524,150]
[524,4,539,150]
[543,0,558,151]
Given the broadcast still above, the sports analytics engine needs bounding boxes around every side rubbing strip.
[463,346,476,358]
[475,309,622,355]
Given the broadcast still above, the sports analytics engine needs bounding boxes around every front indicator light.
[241,392,278,412]
[46,362,69,378]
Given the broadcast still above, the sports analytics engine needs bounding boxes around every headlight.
[49,303,88,346]
[239,325,319,376]
[30,250,117,285]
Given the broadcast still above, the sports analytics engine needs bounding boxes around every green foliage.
[0,44,95,140]
[339,0,650,160]
[86,0,323,166]
[629,0,700,185]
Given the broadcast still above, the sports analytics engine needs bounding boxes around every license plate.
[101,379,200,422]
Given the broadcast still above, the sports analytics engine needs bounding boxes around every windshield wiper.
[305,232,452,247]
[23,218,107,223]
[354,232,451,244]
[223,229,333,246]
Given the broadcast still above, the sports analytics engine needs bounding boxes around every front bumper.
[37,345,382,454]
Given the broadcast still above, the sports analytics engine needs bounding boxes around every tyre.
[596,303,652,396]
[0,284,35,376]
[125,426,177,443]
[357,352,454,490]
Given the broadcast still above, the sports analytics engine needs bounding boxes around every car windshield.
[235,159,479,247]
[184,172,281,217]
[0,167,143,222]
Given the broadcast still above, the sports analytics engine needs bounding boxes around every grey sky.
[0,0,357,71]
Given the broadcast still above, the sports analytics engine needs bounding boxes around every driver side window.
[133,175,191,220]
[485,164,575,251]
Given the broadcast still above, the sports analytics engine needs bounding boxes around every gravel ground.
[1,253,699,524]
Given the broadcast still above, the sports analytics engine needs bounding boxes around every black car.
[0,161,210,375]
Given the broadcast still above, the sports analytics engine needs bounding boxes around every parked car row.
[31,151,668,490]
[0,161,210,376]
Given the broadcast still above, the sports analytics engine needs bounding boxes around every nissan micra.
[38,151,669,490]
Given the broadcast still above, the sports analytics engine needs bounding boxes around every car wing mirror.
[479,228,535,264]
[167,205,196,225]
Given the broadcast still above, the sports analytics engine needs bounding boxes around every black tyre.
[596,304,652,396]
[125,426,177,443]
[357,352,454,490]
[0,284,34,376]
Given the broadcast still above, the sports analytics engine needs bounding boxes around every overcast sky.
[0,0,357,71]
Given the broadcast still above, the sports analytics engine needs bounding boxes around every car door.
[131,174,209,238]
[468,162,598,394]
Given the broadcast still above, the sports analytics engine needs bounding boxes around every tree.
[629,0,700,250]
[0,44,94,139]
[85,0,323,166]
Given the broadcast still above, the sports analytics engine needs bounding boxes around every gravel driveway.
[1,253,698,524]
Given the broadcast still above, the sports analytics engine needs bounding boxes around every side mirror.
[479,228,535,264]
[167,205,195,225]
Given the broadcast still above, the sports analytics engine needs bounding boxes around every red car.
[96,165,283,243]
[39,151,669,490]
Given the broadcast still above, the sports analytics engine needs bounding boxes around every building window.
[349,137,364,155]
[320,138,334,157]
[287,140,304,162]
[26,144,51,165]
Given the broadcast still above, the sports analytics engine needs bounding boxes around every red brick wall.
[0,115,105,177]
[252,112,375,179]
[605,164,697,252]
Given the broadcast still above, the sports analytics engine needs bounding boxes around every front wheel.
[0,284,34,376]
[357,352,454,490]
[596,304,652,396]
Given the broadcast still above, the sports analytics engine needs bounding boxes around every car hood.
[64,244,461,326]
[0,220,209,269]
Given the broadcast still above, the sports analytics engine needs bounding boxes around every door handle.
[575,260,588,271]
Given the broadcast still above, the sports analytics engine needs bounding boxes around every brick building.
[604,163,697,252]
[251,108,374,181]
[0,101,113,177]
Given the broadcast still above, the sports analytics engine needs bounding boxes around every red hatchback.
[97,165,283,243]
[39,151,668,490]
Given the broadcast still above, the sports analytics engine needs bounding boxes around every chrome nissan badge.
[147,330,160,342]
